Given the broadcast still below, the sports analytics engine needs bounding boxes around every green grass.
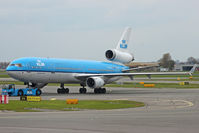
[0,81,199,89]
[0,81,79,86]
[0,81,25,85]
[127,71,199,77]
[0,71,6,74]
[139,78,199,81]
[152,74,199,78]
[0,70,10,78]
[0,100,145,112]
[0,74,10,78]
[106,82,199,89]
[130,74,199,78]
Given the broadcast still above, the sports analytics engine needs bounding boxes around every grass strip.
[0,71,6,74]
[106,82,199,89]
[0,81,25,85]
[0,82,199,89]
[0,81,78,86]
[0,100,145,112]
[135,78,199,81]
[129,74,199,78]
[0,75,10,78]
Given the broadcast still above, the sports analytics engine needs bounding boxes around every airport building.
[174,64,199,71]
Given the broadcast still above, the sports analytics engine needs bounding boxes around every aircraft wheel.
[8,92,12,96]
[99,88,103,94]
[64,88,69,94]
[60,89,64,94]
[102,88,106,94]
[18,89,24,96]
[79,88,83,93]
[57,88,61,94]
[94,88,100,94]
[83,88,87,93]
[94,88,106,94]
[79,88,87,94]
[36,89,42,96]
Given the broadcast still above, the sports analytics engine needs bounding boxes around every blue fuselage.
[6,57,129,74]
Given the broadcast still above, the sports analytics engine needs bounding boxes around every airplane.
[6,27,193,94]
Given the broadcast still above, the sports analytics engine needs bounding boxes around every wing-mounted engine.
[86,77,105,88]
[105,49,134,64]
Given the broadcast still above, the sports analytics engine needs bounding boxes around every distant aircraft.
[6,27,192,94]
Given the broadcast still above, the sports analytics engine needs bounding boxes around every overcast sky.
[0,0,198,62]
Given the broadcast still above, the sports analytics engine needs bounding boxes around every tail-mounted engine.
[105,49,134,64]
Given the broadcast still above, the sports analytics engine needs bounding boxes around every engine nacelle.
[86,77,105,88]
[105,49,134,64]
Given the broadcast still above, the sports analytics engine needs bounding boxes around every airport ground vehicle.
[1,84,42,96]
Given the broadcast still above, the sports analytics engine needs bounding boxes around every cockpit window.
[16,64,22,67]
[9,63,22,67]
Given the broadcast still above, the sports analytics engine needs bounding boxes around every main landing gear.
[94,88,106,94]
[79,84,87,94]
[56,83,106,94]
[57,83,69,94]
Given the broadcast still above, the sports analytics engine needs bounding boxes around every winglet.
[189,64,198,75]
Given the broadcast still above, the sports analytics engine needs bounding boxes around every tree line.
[159,53,199,71]
[0,62,10,69]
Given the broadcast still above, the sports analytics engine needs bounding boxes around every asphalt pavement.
[1,86,199,133]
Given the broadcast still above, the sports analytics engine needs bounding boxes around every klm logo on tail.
[120,40,127,49]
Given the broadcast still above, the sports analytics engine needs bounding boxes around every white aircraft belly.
[8,71,81,83]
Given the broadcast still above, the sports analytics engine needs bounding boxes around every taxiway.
[0,86,199,133]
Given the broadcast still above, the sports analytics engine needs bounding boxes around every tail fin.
[105,27,134,64]
[116,27,132,52]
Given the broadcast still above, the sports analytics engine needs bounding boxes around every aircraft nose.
[6,66,11,71]
[6,66,17,77]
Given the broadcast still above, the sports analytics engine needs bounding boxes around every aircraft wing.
[75,71,192,81]
[75,64,197,80]
[76,71,191,78]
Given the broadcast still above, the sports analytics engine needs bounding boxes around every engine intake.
[105,50,116,60]
[86,77,105,88]
[105,49,134,64]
